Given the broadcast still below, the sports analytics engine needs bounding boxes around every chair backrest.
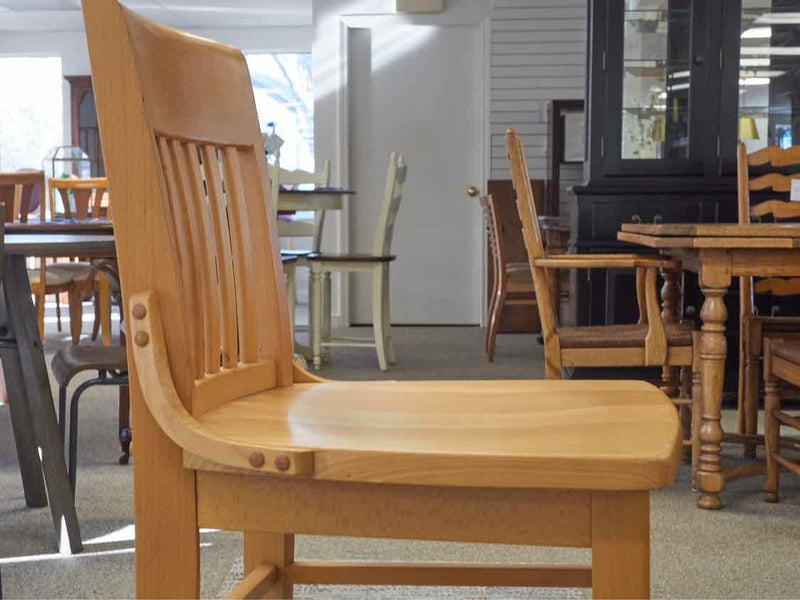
[738,142,800,223]
[506,129,558,335]
[373,153,407,257]
[0,171,46,223]
[269,160,332,251]
[84,0,294,404]
[49,177,109,219]
[479,194,506,282]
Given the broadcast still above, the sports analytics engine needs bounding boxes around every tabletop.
[619,223,800,249]
[4,234,117,257]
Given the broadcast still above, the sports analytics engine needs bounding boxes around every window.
[0,57,63,172]
[246,53,314,171]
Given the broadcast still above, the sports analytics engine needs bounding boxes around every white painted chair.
[269,159,332,252]
[307,153,406,370]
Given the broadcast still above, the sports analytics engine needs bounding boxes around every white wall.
[0,26,313,146]
[490,0,587,217]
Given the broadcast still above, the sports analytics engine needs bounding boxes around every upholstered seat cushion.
[306,253,395,263]
[558,321,695,349]
[51,345,128,386]
[770,340,800,366]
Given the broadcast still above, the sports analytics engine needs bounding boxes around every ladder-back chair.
[307,153,405,371]
[507,128,699,463]
[0,171,85,341]
[737,142,800,458]
[269,160,332,252]
[85,2,681,597]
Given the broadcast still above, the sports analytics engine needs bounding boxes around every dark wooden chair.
[762,338,800,502]
[480,194,536,361]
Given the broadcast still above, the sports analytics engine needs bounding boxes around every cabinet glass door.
[738,0,800,153]
[622,0,691,160]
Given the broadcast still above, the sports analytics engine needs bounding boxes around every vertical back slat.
[201,144,238,368]
[221,146,256,363]
[182,141,222,374]
[157,136,203,377]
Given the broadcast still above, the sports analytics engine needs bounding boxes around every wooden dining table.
[618,222,800,509]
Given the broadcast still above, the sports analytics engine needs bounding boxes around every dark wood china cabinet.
[66,75,105,177]
[574,1,800,378]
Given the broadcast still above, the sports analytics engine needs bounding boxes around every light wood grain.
[227,564,277,600]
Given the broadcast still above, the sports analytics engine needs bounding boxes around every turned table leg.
[696,252,730,510]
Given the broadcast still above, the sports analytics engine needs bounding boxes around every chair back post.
[0,171,46,223]
[271,159,332,252]
[505,129,560,360]
[737,142,750,226]
[481,195,507,283]
[373,153,406,257]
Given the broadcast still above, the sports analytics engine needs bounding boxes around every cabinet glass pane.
[622,0,691,160]
[739,0,800,152]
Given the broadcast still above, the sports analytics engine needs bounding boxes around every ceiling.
[0,0,313,31]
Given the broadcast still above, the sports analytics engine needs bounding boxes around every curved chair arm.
[129,291,314,476]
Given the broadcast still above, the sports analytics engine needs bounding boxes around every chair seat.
[770,340,800,366]
[196,379,680,490]
[50,345,128,387]
[306,253,395,263]
[758,316,800,334]
[557,321,695,350]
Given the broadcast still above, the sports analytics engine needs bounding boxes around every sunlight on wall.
[0,57,63,172]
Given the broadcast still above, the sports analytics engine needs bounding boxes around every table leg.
[0,344,47,507]
[696,254,730,510]
[3,255,82,552]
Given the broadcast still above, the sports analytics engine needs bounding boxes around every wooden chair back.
[49,177,109,219]
[479,194,509,285]
[738,142,800,223]
[0,171,46,223]
[269,159,332,251]
[84,0,295,408]
[373,152,407,257]
[505,129,558,340]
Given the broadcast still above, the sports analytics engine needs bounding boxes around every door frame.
[327,9,491,328]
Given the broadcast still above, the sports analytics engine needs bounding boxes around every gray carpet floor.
[1,310,799,598]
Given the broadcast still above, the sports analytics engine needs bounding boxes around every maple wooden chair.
[762,338,800,502]
[480,194,536,361]
[49,177,115,345]
[307,153,404,371]
[507,128,700,461]
[0,171,86,342]
[737,142,800,458]
[85,3,681,597]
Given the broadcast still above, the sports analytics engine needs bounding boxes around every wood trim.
[285,562,592,588]
[196,471,593,548]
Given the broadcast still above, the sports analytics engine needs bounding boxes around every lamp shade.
[739,117,759,140]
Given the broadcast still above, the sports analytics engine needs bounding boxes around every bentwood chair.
[0,171,85,342]
[307,154,405,371]
[480,194,536,362]
[85,2,681,597]
[507,128,700,463]
[737,143,800,458]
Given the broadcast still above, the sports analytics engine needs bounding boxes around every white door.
[347,22,484,325]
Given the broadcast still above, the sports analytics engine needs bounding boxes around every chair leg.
[311,267,323,370]
[68,378,101,495]
[763,344,780,503]
[99,276,112,346]
[487,287,506,363]
[486,272,499,352]
[591,490,650,599]
[322,272,332,362]
[243,532,295,599]
[382,265,395,364]
[691,332,702,489]
[285,267,296,341]
[67,284,83,345]
[56,292,62,332]
[662,366,688,462]
[118,385,131,465]
[91,291,101,342]
[34,291,45,339]
[58,385,67,442]
[743,320,762,459]
[372,264,389,371]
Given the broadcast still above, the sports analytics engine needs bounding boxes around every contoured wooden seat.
[84,2,681,597]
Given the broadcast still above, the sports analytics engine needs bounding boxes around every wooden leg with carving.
[696,253,730,510]
[763,340,780,503]
[243,532,295,599]
[591,490,650,599]
[691,331,702,489]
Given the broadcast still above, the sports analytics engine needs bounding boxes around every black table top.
[279,187,355,195]
[6,218,114,234]
[4,234,116,257]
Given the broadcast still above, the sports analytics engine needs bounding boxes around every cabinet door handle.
[685,305,696,317]
[694,56,705,66]
[772,305,781,317]
[653,214,663,224]
[631,214,642,224]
